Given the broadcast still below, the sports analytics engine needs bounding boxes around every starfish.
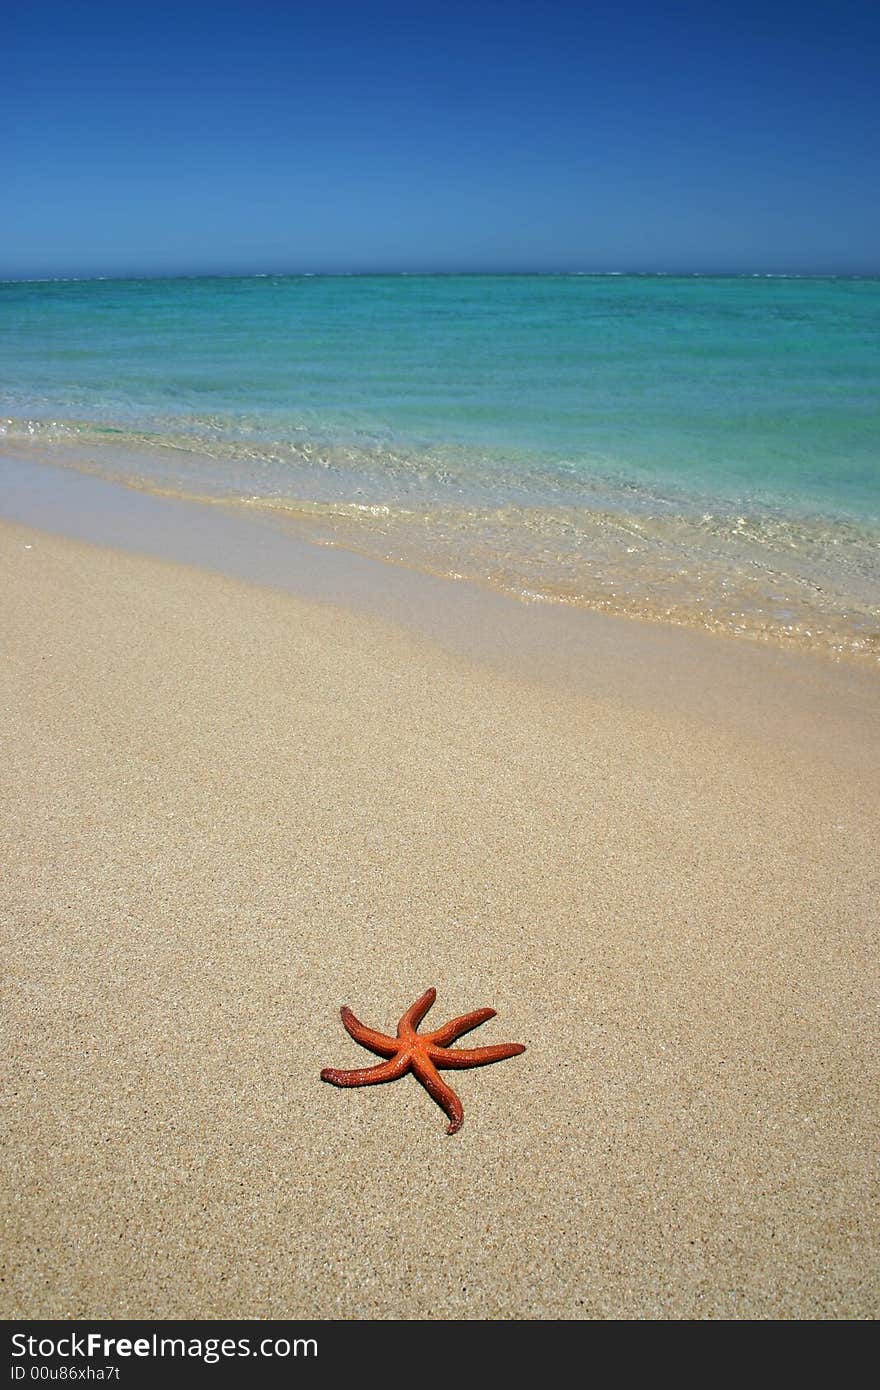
[320,987,525,1134]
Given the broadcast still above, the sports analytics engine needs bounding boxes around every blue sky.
[3,0,879,277]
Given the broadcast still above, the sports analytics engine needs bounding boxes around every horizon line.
[3,268,879,286]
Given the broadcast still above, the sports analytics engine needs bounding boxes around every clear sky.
[3,0,879,278]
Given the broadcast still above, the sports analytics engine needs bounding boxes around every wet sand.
[1,515,878,1319]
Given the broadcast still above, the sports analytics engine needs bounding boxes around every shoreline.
[1,487,878,1318]
[3,436,878,670]
[1,451,878,766]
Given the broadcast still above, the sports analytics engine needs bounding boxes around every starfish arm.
[340,1006,398,1058]
[411,1053,465,1135]
[427,1008,496,1046]
[428,1041,526,1069]
[320,1053,409,1087]
[397,987,436,1037]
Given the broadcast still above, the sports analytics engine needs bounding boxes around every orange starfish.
[320,987,525,1134]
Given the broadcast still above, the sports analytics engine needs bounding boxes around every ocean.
[1,272,878,660]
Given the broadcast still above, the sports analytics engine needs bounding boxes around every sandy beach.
[1,514,878,1320]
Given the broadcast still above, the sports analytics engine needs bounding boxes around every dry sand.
[1,517,878,1319]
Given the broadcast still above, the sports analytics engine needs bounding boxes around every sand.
[1,516,878,1320]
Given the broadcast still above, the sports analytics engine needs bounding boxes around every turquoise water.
[1,273,878,658]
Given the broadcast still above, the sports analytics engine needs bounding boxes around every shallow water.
[2,272,878,659]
